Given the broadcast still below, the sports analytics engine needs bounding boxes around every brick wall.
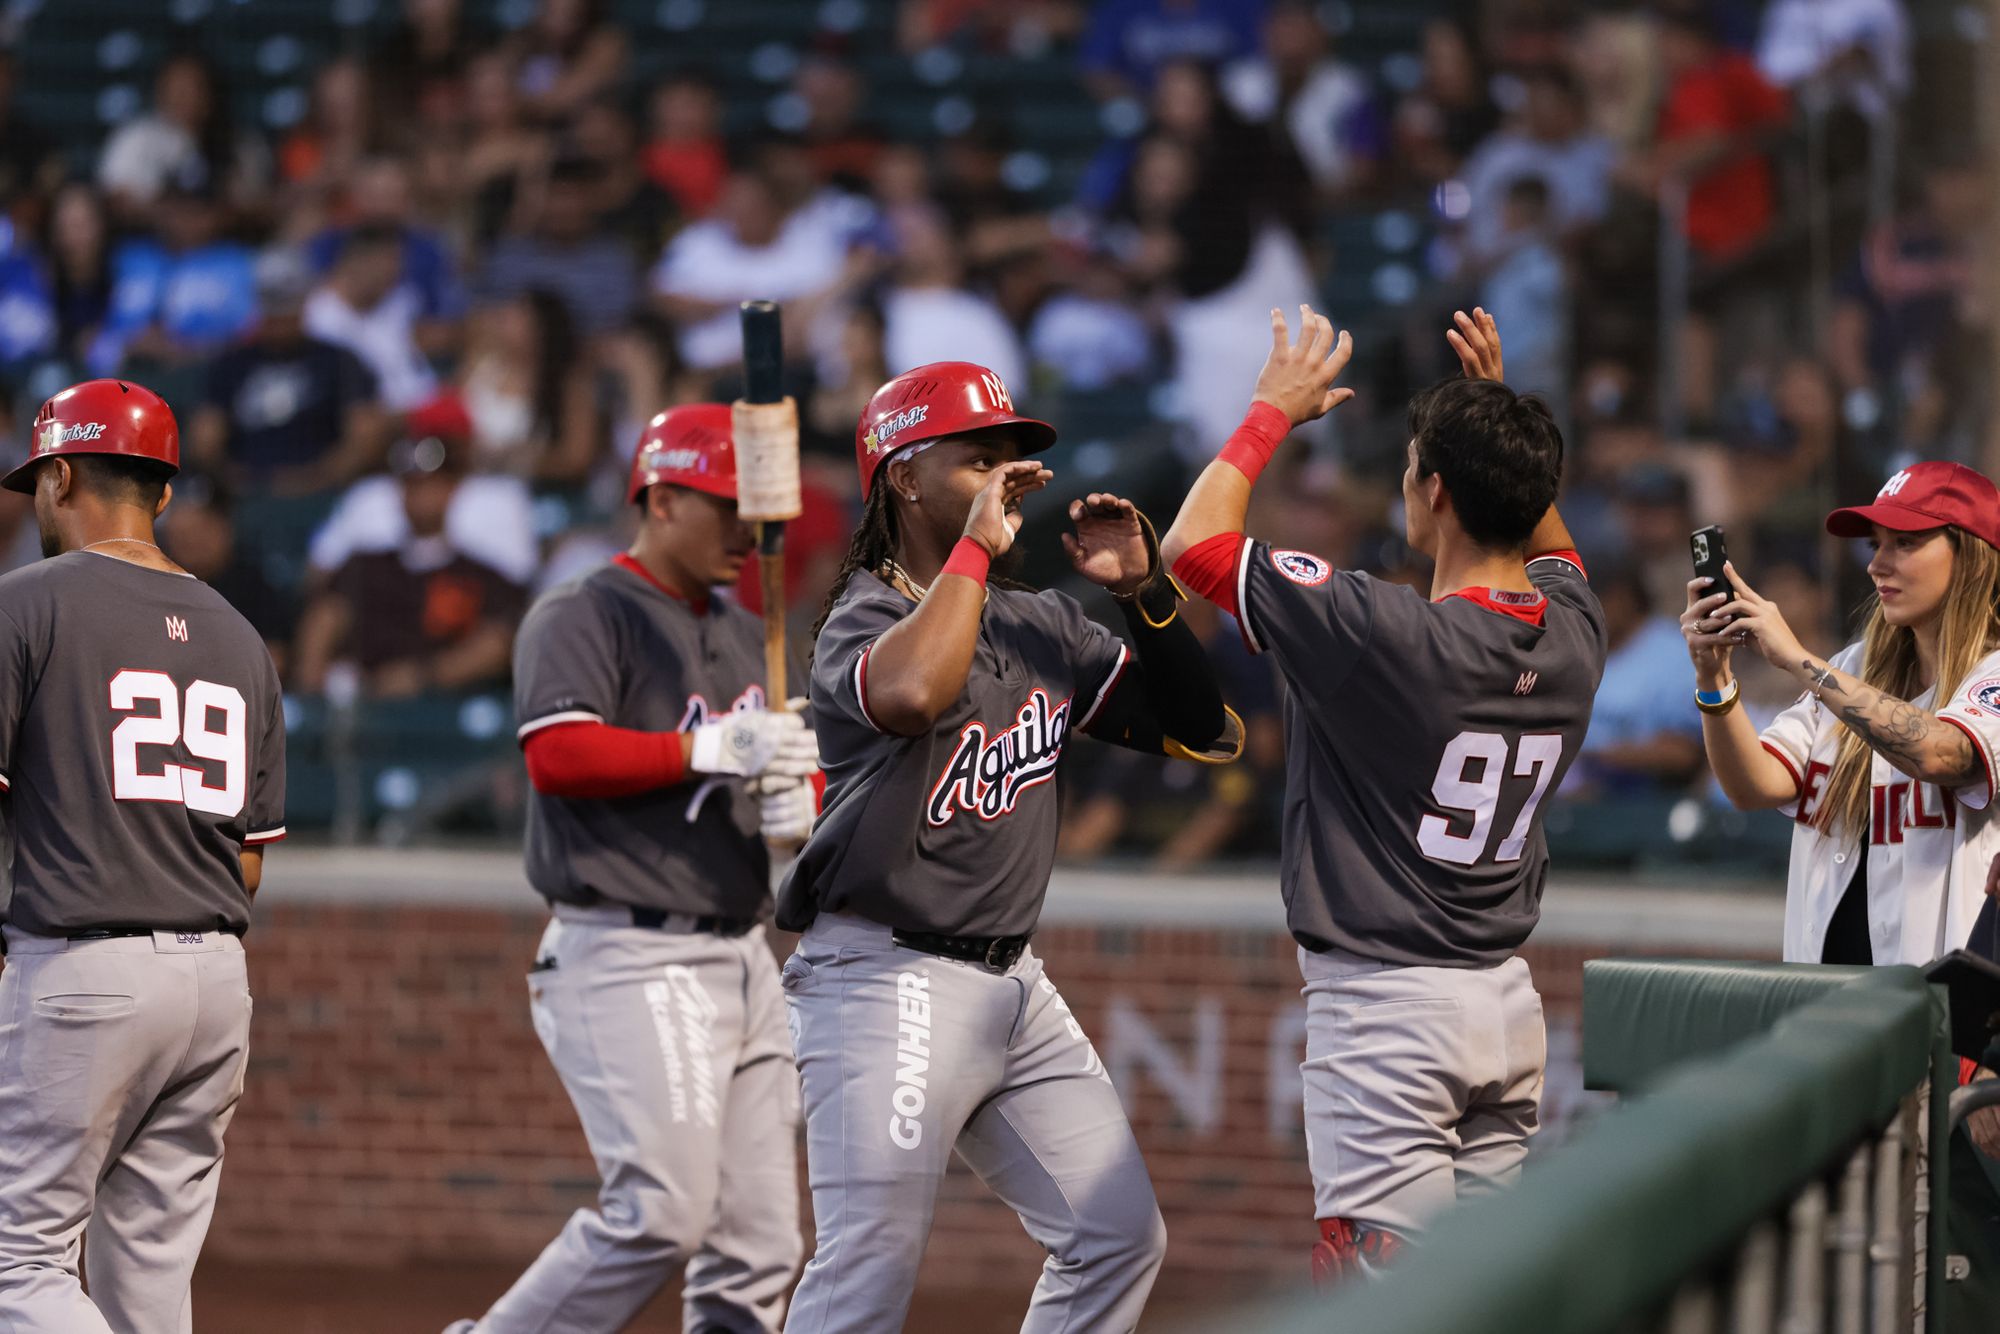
[195,900,1761,1299]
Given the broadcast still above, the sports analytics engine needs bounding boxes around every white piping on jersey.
[1235,539,1265,655]
[0,771,10,791]
[515,710,605,741]
[244,825,287,844]
[1074,643,1130,733]
[1526,552,1586,579]
[853,644,883,732]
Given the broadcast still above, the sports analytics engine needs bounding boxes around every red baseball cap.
[627,403,735,504]
[1825,461,2000,550]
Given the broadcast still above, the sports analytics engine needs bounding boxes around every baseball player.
[0,379,287,1334]
[447,405,819,1334]
[776,361,1243,1333]
[1161,308,1607,1279]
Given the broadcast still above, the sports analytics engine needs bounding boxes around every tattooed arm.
[1691,560,1985,788]
[1799,657,1983,787]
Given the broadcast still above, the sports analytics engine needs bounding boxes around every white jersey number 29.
[1417,731,1564,866]
[109,670,247,818]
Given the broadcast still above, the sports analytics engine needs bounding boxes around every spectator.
[898,0,1084,53]
[795,56,887,192]
[1613,463,1700,618]
[96,51,269,222]
[1392,18,1500,185]
[191,249,390,494]
[1567,561,1703,795]
[304,222,439,411]
[1620,7,1789,264]
[1758,0,1908,119]
[570,97,676,264]
[374,0,493,129]
[504,0,629,125]
[651,166,852,370]
[481,155,639,337]
[0,50,61,211]
[99,167,258,374]
[642,72,728,219]
[156,474,299,673]
[293,433,526,698]
[448,288,600,483]
[1831,147,1988,451]
[309,398,540,587]
[803,303,890,458]
[1477,183,1569,407]
[307,156,467,358]
[456,49,549,249]
[880,208,1026,390]
[1080,0,1267,100]
[0,183,113,378]
[278,57,377,198]
[1457,67,1615,266]
[1026,252,1154,392]
[1221,0,1383,198]
[602,311,699,463]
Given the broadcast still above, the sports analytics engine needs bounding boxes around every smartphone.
[1690,525,1735,619]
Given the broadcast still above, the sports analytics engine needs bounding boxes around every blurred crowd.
[0,0,1979,862]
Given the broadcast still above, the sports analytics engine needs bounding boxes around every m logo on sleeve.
[1272,549,1332,587]
[165,616,189,643]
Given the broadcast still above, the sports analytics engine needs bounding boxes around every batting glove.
[689,709,820,779]
[752,773,818,843]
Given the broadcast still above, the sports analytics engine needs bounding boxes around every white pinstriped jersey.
[1759,642,2000,964]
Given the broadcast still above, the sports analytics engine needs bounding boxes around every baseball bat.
[739,299,789,708]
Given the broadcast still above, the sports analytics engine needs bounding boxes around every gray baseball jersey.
[513,556,772,918]
[0,552,286,936]
[1235,544,1606,966]
[776,572,1129,939]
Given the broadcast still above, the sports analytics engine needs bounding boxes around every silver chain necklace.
[880,557,929,600]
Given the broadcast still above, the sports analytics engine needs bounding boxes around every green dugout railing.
[1239,962,1962,1334]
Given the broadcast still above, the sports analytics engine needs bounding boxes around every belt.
[629,907,756,937]
[67,925,244,941]
[891,928,1031,972]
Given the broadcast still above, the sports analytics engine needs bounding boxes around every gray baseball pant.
[780,912,1166,1334]
[1298,946,1545,1240]
[473,910,801,1334]
[0,927,252,1334]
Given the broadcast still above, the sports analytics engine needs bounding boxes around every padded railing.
[1240,964,1952,1334]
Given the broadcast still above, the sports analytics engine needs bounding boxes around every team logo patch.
[1966,678,2000,718]
[864,404,930,456]
[1271,549,1331,586]
[38,420,105,453]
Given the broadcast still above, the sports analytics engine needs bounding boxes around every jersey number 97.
[1418,730,1564,867]
[109,669,247,818]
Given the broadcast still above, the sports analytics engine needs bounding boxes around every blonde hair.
[1817,528,2000,836]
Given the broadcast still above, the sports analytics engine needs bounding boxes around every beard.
[37,512,59,559]
[991,543,1027,584]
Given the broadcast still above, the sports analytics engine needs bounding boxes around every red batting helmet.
[626,403,736,505]
[854,361,1054,495]
[3,379,181,494]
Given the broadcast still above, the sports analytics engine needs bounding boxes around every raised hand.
[1061,493,1149,597]
[1679,576,1735,685]
[1688,562,1806,673]
[1252,303,1355,429]
[963,459,1053,558]
[1447,307,1503,382]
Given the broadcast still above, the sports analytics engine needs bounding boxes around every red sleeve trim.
[1527,549,1587,579]
[523,720,687,798]
[244,826,288,845]
[809,768,827,814]
[1759,740,1803,798]
[1076,643,1131,733]
[1963,1057,1981,1086]
[1171,532,1248,615]
[1938,715,1996,799]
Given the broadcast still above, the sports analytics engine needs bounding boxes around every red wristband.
[940,536,992,584]
[1216,401,1292,482]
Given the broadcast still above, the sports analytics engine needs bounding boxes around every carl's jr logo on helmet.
[644,446,704,474]
[864,404,929,456]
[38,421,106,453]
[1879,470,1913,498]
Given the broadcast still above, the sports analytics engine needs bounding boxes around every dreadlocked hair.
[808,473,1037,665]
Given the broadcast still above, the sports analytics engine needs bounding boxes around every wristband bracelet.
[1216,401,1292,483]
[939,536,992,585]
[1695,679,1741,715]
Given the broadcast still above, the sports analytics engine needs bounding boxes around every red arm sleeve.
[523,721,687,798]
[1171,532,1249,615]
